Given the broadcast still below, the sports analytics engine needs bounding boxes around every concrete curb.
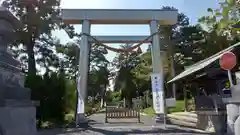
[140,112,148,116]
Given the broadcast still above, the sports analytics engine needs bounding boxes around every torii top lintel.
[62,9,178,25]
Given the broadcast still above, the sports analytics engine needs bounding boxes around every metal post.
[76,20,90,125]
[228,70,234,87]
[150,20,165,124]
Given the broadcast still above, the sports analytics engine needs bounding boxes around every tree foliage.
[25,71,68,127]
[3,0,68,74]
[199,0,239,39]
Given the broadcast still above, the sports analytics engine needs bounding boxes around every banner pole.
[227,70,234,87]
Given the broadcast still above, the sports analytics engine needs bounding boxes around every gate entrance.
[62,9,177,124]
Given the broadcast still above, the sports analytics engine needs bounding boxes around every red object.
[219,52,237,70]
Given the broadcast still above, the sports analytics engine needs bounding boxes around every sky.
[53,0,220,62]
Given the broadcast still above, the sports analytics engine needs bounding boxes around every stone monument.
[0,5,37,135]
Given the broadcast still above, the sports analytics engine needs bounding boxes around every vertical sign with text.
[151,73,164,114]
[77,76,84,114]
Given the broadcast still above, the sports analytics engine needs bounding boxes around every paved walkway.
[87,110,157,127]
[39,126,215,135]
[38,110,215,135]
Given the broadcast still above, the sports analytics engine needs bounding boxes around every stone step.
[167,112,198,128]
[170,112,197,118]
[168,113,198,123]
[168,117,197,128]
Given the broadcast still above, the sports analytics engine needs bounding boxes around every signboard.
[219,52,237,86]
[219,52,237,70]
[77,76,84,114]
[151,73,164,114]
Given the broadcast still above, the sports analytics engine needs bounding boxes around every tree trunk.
[26,5,37,75]
[100,88,106,108]
[27,38,36,75]
[184,87,188,112]
[126,97,132,108]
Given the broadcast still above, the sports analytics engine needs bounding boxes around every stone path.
[39,126,215,135]
[38,110,215,135]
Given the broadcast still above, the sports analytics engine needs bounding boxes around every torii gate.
[62,9,177,124]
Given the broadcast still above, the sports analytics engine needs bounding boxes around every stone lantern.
[0,6,37,135]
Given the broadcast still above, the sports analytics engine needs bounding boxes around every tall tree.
[56,42,109,78]
[57,41,110,108]
[113,44,141,107]
[88,66,109,106]
[131,52,152,94]
[56,42,80,78]
[4,0,62,74]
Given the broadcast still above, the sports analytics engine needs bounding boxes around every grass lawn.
[143,100,185,116]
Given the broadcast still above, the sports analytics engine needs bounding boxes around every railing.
[195,95,227,133]
[105,106,140,123]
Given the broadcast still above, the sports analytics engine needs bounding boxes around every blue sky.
[53,0,220,62]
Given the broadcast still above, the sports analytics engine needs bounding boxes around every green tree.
[56,42,80,79]
[4,0,64,74]
[57,41,110,110]
[131,52,152,95]
[24,73,44,128]
[88,66,109,106]
[113,44,141,107]
[198,0,239,39]
[87,44,109,106]
[64,80,77,114]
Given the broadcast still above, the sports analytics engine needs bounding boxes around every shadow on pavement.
[38,121,216,135]
[38,113,218,135]
[88,126,214,135]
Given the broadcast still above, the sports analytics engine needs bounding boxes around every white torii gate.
[62,9,177,124]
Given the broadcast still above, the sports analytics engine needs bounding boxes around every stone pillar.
[150,20,165,122]
[234,115,240,135]
[226,103,239,134]
[76,20,90,125]
[0,7,37,135]
[224,84,240,135]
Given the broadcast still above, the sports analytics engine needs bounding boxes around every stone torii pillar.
[76,20,90,123]
[150,20,165,120]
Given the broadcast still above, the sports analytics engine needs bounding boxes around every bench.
[105,106,140,123]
